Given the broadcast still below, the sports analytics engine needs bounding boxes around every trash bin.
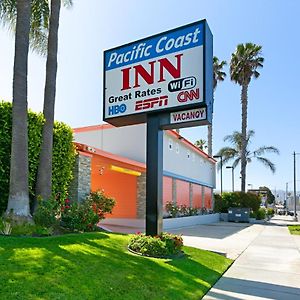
[228,207,250,223]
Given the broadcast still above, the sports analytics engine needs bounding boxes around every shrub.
[0,101,76,214]
[128,232,183,257]
[267,208,275,216]
[215,192,261,213]
[86,190,116,220]
[165,202,179,218]
[0,218,12,236]
[256,208,266,220]
[10,223,37,236]
[61,191,115,231]
[33,196,60,228]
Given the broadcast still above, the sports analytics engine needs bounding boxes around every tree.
[0,0,49,55]
[259,186,275,205]
[230,43,264,191]
[208,56,226,156]
[216,130,279,182]
[1,0,72,210]
[194,139,207,151]
[35,0,72,207]
[5,0,31,219]
[34,0,61,206]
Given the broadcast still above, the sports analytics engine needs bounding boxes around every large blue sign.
[103,19,213,127]
[105,23,204,71]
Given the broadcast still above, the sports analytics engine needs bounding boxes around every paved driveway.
[170,222,264,260]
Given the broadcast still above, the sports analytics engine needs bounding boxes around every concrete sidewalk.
[204,218,300,299]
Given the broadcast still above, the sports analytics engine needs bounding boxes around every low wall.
[100,213,220,230]
[163,214,219,230]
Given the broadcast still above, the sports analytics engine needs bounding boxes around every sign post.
[146,114,163,235]
[103,19,213,235]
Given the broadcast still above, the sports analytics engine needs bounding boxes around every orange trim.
[167,130,216,163]
[74,142,146,171]
[73,123,114,133]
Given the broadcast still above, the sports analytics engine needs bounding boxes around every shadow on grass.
[0,232,231,300]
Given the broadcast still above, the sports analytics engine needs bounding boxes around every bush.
[214,192,261,213]
[86,190,116,220]
[165,202,179,218]
[165,202,199,217]
[0,218,12,235]
[256,208,266,220]
[267,208,275,217]
[32,190,116,234]
[33,196,60,228]
[61,191,116,232]
[128,232,183,257]
[0,101,76,214]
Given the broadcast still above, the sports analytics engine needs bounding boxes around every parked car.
[277,208,286,215]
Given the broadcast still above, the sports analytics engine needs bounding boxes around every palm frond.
[232,158,240,169]
[253,146,280,157]
[256,157,276,173]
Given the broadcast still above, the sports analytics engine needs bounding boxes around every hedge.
[214,192,261,213]
[0,101,76,214]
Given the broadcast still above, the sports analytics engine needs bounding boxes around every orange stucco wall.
[163,176,172,209]
[176,179,190,206]
[91,155,138,218]
[192,184,202,208]
[204,186,212,209]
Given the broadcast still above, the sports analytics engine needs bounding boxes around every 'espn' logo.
[135,96,168,111]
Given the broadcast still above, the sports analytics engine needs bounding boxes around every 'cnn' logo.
[177,88,200,103]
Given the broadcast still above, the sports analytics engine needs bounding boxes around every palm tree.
[0,0,49,54]
[216,130,279,178]
[230,43,264,191]
[194,139,207,151]
[35,0,61,204]
[1,0,72,210]
[35,0,72,207]
[207,56,226,156]
[5,0,31,220]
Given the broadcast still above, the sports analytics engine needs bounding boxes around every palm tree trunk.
[240,84,248,192]
[207,124,212,156]
[35,0,61,206]
[6,0,31,218]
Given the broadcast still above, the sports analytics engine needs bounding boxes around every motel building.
[71,123,217,230]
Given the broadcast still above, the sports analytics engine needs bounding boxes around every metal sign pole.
[146,114,163,236]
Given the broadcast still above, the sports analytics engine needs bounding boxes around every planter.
[163,213,219,230]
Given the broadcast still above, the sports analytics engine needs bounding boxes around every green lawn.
[0,232,232,300]
[288,225,300,235]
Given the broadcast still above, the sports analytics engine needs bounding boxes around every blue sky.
[0,0,299,194]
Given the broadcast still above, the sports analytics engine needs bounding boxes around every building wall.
[163,132,215,187]
[74,124,215,188]
[91,155,138,218]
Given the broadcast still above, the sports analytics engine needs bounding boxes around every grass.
[288,225,300,235]
[0,232,232,300]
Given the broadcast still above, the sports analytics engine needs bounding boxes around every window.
[168,139,173,150]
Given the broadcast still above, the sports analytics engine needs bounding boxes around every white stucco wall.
[74,124,215,188]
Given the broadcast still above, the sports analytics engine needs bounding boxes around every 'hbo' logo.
[108,104,127,116]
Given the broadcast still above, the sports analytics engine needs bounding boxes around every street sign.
[103,19,213,127]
